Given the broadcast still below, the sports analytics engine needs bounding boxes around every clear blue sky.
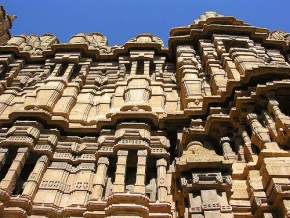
[1,0,290,47]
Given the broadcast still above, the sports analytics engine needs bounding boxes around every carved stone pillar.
[220,137,236,160]
[134,150,147,194]
[156,158,167,202]
[248,113,281,152]
[262,110,278,140]
[234,136,245,162]
[247,113,271,149]
[112,150,128,193]
[240,127,257,162]
[0,147,29,196]
[91,156,109,200]
[22,155,49,199]
[267,98,286,120]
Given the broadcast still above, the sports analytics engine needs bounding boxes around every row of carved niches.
[2,107,290,216]
[2,15,290,121]
[0,121,174,217]
[2,35,290,125]
[0,50,179,128]
[0,121,171,161]
[0,151,171,215]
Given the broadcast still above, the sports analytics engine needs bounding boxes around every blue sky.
[2,0,290,46]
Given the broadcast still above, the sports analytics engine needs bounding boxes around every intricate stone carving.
[127,33,164,47]
[0,8,290,218]
[268,30,290,41]
[6,34,59,56]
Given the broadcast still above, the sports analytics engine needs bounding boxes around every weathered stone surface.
[0,9,290,218]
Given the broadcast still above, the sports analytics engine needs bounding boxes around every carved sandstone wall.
[0,10,290,218]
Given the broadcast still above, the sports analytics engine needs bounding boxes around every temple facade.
[0,8,290,218]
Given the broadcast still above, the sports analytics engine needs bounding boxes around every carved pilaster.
[134,150,147,194]
[262,110,278,141]
[240,127,257,162]
[22,155,49,200]
[112,150,128,193]
[220,137,236,161]
[156,158,167,202]
[91,156,109,200]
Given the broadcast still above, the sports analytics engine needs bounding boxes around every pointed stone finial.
[8,15,16,23]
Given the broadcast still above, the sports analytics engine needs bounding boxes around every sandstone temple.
[0,6,290,218]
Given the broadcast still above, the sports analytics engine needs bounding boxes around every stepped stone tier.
[1,9,290,218]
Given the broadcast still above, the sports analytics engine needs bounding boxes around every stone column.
[267,98,285,120]
[0,147,29,195]
[134,150,147,194]
[220,137,236,160]
[156,158,167,202]
[22,155,49,199]
[240,127,257,162]
[234,136,245,162]
[91,156,109,200]
[112,150,128,193]
[247,113,271,149]
[154,59,165,79]
[262,110,278,140]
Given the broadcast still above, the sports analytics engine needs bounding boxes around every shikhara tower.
[0,8,290,218]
